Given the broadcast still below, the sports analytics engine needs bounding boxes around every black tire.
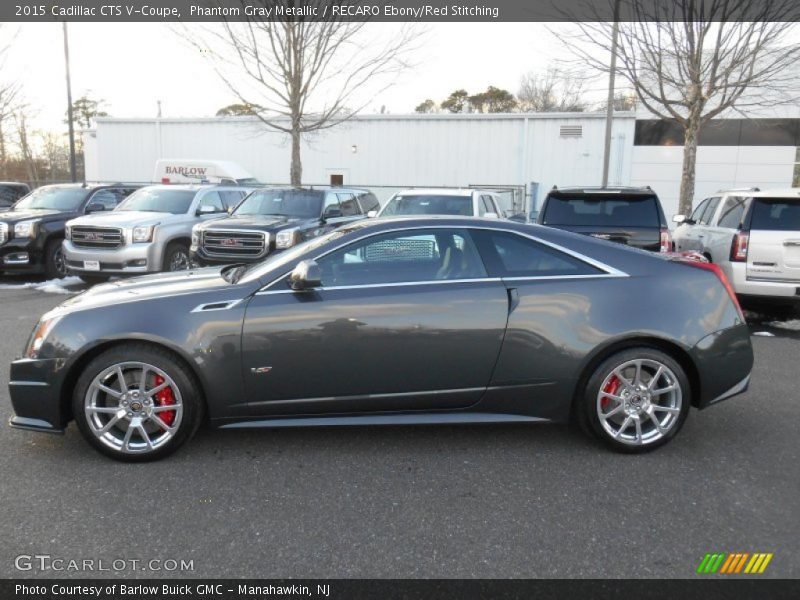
[78,274,110,285]
[44,239,67,280]
[578,347,691,453]
[72,344,204,462]
[163,242,191,272]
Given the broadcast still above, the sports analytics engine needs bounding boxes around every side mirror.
[198,205,218,215]
[367,210,378,218]
[672,214,687,224]
[289,259,322,291]
[483,212,499,219]
[86,203,105,214]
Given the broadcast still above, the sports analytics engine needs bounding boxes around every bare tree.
[517,67,586,113]
[0,25,21,179]
[558,0,800,214]
[14,111,38,186]
[182,3,421,185]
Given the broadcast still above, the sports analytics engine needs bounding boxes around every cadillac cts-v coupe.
[8,217,754,461]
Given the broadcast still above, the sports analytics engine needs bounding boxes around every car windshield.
[381,195,473,216]
[750,199,800,231]
[233,189,324,218]
[542,195,660,227]
[13,187,87,211]
[117,189,196,214]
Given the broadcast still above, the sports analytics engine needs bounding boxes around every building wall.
[84,113,636,207]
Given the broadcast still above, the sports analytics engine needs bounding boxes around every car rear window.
[542,195,661,227]
[381,195,472,216]
[750,198,800,231]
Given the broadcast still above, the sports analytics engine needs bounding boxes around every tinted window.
[14,186,87,211]
[381,194,473,216]
[0,185,28,207]
[117,189,196,214]
[474,230,602,277]
[234,189,324,219]
[690,198,710,222]
[717,197,748,229]
[317,229,487,287]
[356,192,379,213]
[542,195,660,227]
[337,192,359,216]
[698,197,720,225]
[750,199,800,231]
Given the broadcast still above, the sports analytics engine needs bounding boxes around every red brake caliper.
[153,374,176,427]
[601,376,620,410]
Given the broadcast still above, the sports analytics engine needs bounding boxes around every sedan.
[8,217,753,461]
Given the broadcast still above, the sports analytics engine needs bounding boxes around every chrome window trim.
[255,225,629,296]
[257,277,504,295]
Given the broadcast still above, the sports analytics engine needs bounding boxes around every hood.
[0,209,75,224]
[68,211,185,228]
[47,267,253,318]
[199,214,314,232]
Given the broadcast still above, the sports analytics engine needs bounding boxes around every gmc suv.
[191,187,378,266]
[63,184,251,283]
[0,183,139,279]
[536,186,672,253]
[673,188,800,304]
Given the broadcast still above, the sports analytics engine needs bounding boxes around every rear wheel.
[72,344,204,461]
[579,348,690,453]
[44,239,67,279]
[163,242,191,272]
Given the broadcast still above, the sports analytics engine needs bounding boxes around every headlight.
[25,315,62,359]
[14,220,38,239]
[65,225,72,240]
[132,225,154,243]
[275,229,301,249]
[191,227,201,246]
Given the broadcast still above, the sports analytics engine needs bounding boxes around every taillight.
[659,228,672,253]
[730,231,749,262]
[680,260,744,321]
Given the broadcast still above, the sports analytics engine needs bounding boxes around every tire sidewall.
[163,243,190,272]
[72,345,203,462]
[44,239,66,280]
[583,347,691,453]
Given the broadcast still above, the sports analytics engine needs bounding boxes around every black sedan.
[8,217,753,461]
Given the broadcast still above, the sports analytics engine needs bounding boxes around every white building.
[84,110,800,219]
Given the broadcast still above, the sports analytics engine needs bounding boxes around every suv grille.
[71,226,123,249]
[0,222,7,245]
[202,230,267,258]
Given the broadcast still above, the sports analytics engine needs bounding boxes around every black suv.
[0,182,31,209]
[0,183,140,278]
[536,186,671,253]
[191,187,379,266]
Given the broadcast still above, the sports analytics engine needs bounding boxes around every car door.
[707,195,747,262]
[674,197,710,252]
[240,227,509,416]
[693,196,721,254]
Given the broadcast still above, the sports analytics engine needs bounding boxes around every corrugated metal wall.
[84,113,636,205]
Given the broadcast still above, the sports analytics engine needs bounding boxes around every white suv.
[376,189,504,219]
[673,188,800,302]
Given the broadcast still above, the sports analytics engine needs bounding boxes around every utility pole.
[601,0,621,188]
[63,22,77,182]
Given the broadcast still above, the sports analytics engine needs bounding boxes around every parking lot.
[0,276,798,579]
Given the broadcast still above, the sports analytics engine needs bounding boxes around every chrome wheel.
[84,361,183,454]
[596,358,682,446]
[168,249,191,272]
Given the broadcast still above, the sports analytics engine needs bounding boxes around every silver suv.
[673,188,800,303]
[63,184,251,283]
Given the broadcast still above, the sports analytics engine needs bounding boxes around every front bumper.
[723,261,800,300]
[8,357,66,434]
[63,240,163,275]
[0,238,45,273]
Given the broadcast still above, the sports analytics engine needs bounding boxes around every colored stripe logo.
[696,552,773,574]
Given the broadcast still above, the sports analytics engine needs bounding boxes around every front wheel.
[163,242,191,272]
[44,239,67,279]
[72,344,204,461]
[579,348,690,453]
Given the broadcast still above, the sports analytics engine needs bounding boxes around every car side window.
[316,228,487,287]
[323,193,342,217]
[219,191,245,209]
[88,189,123,211]
[473,230,602,277]
[356,192,380,213]
[337,193,360,216]
[479,195,495,216]
[690,198,710,222]
[199,191,225,212]
[698,197,721,225]
[717,196,747,229]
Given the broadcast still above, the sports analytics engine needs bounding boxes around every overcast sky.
[4,22,615,131]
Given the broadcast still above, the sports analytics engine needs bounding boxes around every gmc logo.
[83,232,103,241]
[221,238,242,247]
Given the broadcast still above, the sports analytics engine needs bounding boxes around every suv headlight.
[65,225,72,240]
[132,225,155,243]
[275,229,301,249]
[191,227,201,247]
[14,220,38,239]
[25,315,62,359]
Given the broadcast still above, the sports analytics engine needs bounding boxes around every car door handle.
[507,288,519,314]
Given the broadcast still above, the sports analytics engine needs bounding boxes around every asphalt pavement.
[0,278,798,579]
